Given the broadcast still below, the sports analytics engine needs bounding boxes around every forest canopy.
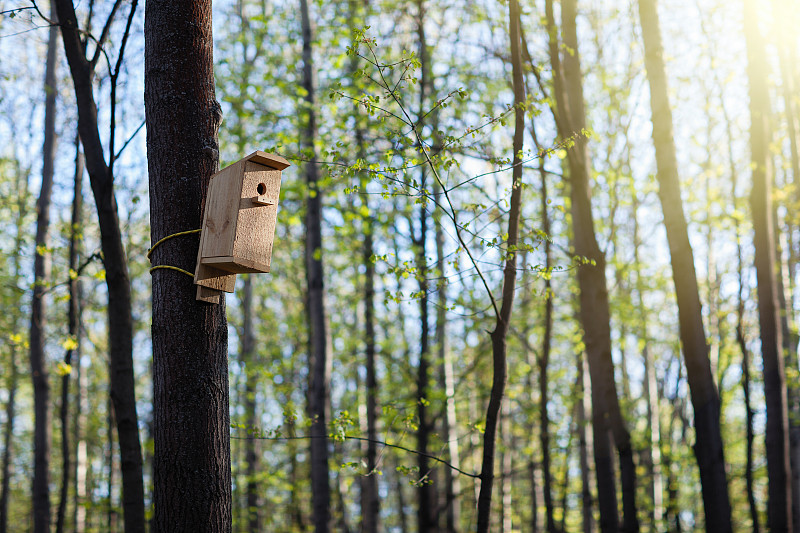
[0,0,798,531]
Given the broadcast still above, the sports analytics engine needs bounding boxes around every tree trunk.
[241,276,260,531]
[145,0,231,530]
[412,3,437,530]
[299,0,332,530]
[107,399,117,532]
[0,163,28,533]
[57,135,84,533]
[632,187,663,529]
[501,400,513,532]
[30,5,58,531]
[532,120,557,533]
[0,334,18,533]
[548,0,639,529]
[436,178,461,533]
[55,1,146,530]
[75,313,89,533]
[744,1,793,529]
[578,352,595,533]
[636,0,732,528]
[475,1,523,529]
[345,1,381,530]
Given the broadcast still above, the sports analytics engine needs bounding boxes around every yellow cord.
[146,228,202,260]
[149,265,195,278]
[147,228,202,279]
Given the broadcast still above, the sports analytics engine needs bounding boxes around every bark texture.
[636,0,732,528]
[145,1,231,530]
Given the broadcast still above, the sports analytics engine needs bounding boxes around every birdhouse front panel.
[226,161,282,271]
[194,151,289,303]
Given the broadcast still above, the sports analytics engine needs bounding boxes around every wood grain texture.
[231,162,281,270]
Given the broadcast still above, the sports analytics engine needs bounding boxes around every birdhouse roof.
[243,151,290,171]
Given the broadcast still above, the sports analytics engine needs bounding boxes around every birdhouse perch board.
[194,151,290,303]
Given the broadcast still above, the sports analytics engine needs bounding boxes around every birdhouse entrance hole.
[193,150,290,303]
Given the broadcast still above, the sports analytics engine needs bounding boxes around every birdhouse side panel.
[200,161,245,259]
[231,161,282,271]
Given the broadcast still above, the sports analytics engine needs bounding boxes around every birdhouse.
[194,151,290,303]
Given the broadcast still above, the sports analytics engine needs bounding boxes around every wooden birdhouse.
[194,151,290,303]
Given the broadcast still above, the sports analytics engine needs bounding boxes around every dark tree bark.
[30,5,58,530]
[145,0,231,530]
[744,1,793,529]
[547,0,639,530]
[636,0,732,528]
[475,0,523,529]
[299,0,332,530]
[57,136,85,533]
[55,1,146,530]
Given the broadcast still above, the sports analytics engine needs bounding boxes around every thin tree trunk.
[532,115,557,533]
[396,455,409,533]
[412,3,437,531]
[0,163,28,533]
[501,400,513,532]
[299,1,332,530]
[548,0,639,529]
[636,0,732,528]
[475,1,523,529]
[75,322,88,533]
[346,1,380,529]
[436,179,461,533]
[578,352,595,533]
[0,333,18,533]
[744,1,793,529]
[30,4,59,530]
[56,135,84,533]
[145,0,231,530]
[529,460,539,533]
[632,188,663,529]
[107,398,117,532]
[240,276,260,531]
[55,2,146,530]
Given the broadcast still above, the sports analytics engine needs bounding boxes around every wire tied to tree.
[147,228,201,278]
